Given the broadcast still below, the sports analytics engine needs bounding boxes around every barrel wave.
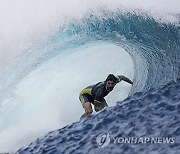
[0,5,179,154]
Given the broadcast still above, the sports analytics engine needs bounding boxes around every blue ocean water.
[0,9,179,153]
[16,78,180,154]
[16,12,180,153]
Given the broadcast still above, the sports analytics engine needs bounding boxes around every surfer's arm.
[94,100,108,106]
[94,99,108,112]
[117,75,133,85]
[94,100,102,106]
[93,88,108,108]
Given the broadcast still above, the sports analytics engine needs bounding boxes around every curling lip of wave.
[1,11,179,96]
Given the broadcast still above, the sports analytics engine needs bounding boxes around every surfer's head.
[105,74,117,91]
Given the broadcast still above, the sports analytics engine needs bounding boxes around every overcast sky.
[121,0,180,14]
[0,0,179,72]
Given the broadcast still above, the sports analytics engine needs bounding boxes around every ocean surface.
[17,78,180,154]
[0,1,179,153]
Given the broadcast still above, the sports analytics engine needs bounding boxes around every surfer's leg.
[79,93,93,119]
[101,98,108,107]
[80,102,93,119]
[94,98,108,112]
[94,104,102,112]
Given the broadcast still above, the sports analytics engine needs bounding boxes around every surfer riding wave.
[79,74,133,119]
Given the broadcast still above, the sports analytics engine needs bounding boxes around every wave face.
[17,78,180,154]
[1,11,179,95]
[0,3,179,153]
[74,13,180,93]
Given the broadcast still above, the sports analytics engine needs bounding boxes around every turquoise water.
[0,6,179,153]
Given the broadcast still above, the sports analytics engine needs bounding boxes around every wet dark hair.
[105,74,117,83]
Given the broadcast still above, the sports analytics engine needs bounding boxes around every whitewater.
[0,0,179,153]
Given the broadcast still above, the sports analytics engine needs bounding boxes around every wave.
[16,78,180,154]
[0,9,179,153]
[1,11,179,95]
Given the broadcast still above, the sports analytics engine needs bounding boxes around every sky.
[122,0,180,14]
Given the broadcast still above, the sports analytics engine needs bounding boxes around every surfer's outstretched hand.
[117,75,133,85]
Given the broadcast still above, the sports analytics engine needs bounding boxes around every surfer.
[79,74,133,119]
